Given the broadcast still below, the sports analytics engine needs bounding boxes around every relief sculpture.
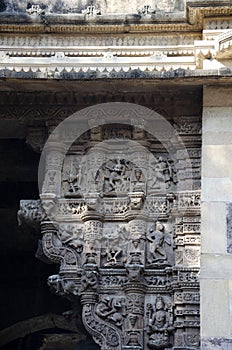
[146,295,174,349]
[147,221,173,267]
[19,120,200,350]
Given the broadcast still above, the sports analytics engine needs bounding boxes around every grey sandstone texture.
[3,0,185,14]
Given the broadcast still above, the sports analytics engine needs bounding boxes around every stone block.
[204,86,232,107]
[201,279,230,338]
[203,131,232,145]
[200,254,232,279]
[229,280,232,336]
[202,177,232,202]
[201,202,226,254]
[203,107,232,132]
[202,145,232,178]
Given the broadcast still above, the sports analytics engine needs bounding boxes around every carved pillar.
[41,143,66,220]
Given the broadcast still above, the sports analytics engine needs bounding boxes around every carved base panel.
[23,193,200,350]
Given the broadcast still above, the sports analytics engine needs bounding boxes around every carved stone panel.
[19,105,201,350]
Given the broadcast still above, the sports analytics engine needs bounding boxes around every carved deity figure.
[96,296,126,327]
[130,166,145,192]
[148,296,168,331]
[147,222,172,266]
[58,225,84,252]
[147,157,177,191]
[101,226,127,267]
[106,158,127,192]
[96,159,132,193]
[63,162,82,196]
[147,295,173,349]
[79,269,98,294]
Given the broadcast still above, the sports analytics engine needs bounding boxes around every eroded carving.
[18,200,44,227]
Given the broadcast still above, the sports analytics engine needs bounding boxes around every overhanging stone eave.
[0,68,232,82]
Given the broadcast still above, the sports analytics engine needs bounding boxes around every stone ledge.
[204,86,232,107]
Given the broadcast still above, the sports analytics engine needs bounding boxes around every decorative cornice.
[216,29,232,59]
[0,67,231,81]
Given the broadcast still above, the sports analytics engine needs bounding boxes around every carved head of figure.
[156,295,165,310]
[155,221,164,232]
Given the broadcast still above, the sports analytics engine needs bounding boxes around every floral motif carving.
[82,304,121,350]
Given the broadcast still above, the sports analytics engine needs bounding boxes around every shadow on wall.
[0,0,6,11]
[75,339,100,350]
[0,313,100,350]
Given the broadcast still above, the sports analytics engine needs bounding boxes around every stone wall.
[4,0,185,14]
[201,85,232,349]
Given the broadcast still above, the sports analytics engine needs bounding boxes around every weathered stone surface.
[201,202,226,254]
[5,2,232,349]
[203,131,232,145]
[203,107,232,133]
[201,92,232,348]
[201,280,230,338]
[202,145,232,178]
[4,0,185,14]
[201,338,232,350]
[200,254,232,279]
[20,103,201,350]
[203,86,232,107]
[202,177,232,202]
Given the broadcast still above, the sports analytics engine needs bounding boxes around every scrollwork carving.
[82,304,121,350]
[42,223,78,269]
